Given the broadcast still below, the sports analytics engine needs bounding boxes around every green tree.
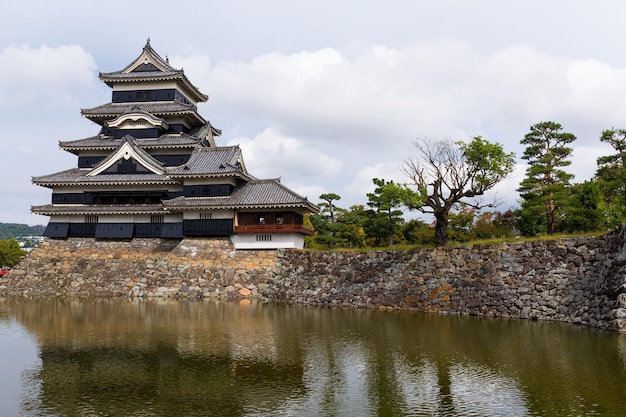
[472,210,515,239]
[447,206,476,242]
[309,193,359,249]
[308,213,331,236]
[402,136,515,246]
[400,219,435,245]
[0,223,44,240]
[335,205,368,248]
[364,178,419,246]
[318,193,343,226]
[517,121,576,235]
[0,239,26,268]
[560,180,603,233]
[596,128,626,227]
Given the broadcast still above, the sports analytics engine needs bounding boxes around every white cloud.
[208,43,626,152]
[0,44,96,107]
[5,4,626,224]
[226,127,342,180]
[197,41,626,212]
[571,145,611,182]
[340,162,407,208]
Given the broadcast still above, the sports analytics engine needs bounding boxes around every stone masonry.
[3,226,626,331]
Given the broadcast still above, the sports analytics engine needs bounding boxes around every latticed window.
[85,215,99,224]
[200,212,212,220]
[256,234,272,242]
[151,215,164,223]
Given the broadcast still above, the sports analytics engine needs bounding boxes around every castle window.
[200,212,212,220]
[151,215,164,223]
[85,215,99,224]
[256,234,272,242]
[136,91,151,100]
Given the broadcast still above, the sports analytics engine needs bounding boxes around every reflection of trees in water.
[285,308,626,416]
[3,298,626,416]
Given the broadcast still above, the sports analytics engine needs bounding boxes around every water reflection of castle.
[12,299,305,415]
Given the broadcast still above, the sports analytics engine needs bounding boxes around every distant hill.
[0,223,45,240]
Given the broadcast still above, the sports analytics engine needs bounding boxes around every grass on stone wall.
[304,229,611,252]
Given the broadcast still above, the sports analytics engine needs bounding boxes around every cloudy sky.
[2,1,626,225]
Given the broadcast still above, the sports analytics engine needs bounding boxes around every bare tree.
[402,137,515,246]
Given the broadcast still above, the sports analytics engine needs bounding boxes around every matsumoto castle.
[32,40,318,249]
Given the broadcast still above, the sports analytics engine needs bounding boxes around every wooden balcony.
[234,224,314,235]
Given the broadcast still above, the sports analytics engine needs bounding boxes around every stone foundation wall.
[3,227,626,331]
[270,230,626,331]
[2,238,277,300]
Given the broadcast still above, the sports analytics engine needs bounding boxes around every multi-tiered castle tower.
[32,40,317,249]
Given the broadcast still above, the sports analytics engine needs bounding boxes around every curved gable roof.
[88,136,165,176]
[98,40,208,103]
[105,110,168,129]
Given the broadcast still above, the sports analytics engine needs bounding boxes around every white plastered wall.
[230,233,304,249]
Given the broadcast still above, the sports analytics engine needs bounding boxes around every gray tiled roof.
[163,179,319,212]
[59,134,202,152]
[98,41,208,102]
[101,70,182,80]
[166,146,248,177]
[109,40,177,74]
[81,101,201,118]
[31,204,168,216]
[32,168,177,188]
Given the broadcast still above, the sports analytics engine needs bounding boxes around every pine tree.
[595,129,626,226]
[517,121,576,235]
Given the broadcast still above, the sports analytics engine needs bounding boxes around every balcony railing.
[234,224,314,235]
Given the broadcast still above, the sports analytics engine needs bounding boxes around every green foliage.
[400,219,435,245]
[309,213,332,236]
[559,180,604,233]
[403,136,515,246]
[458,136,516,191]
[515,205,547,237]
[0,239,26,268]
[473,210,515,239]
[318,193,343,226]
[517,121,576,235]
[595,129,626,227]
[447,207,515,242]
[335,205,368,248]
[0,223,44,240]
[447,207,476,242]
[364,178,418,246]
[307,201,368,249]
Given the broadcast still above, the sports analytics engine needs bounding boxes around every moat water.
[0,298,625,417]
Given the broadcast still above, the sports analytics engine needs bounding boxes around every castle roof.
[81,101,206,126]
[32,168,177,188]
[60,133,201,153]
[163,179,318,211]
[87,137,165,176]
[31,204,167,216]
[166,146,249,178]
[98,39,208,103]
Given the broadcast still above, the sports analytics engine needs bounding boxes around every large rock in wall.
[2,227,626,331]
